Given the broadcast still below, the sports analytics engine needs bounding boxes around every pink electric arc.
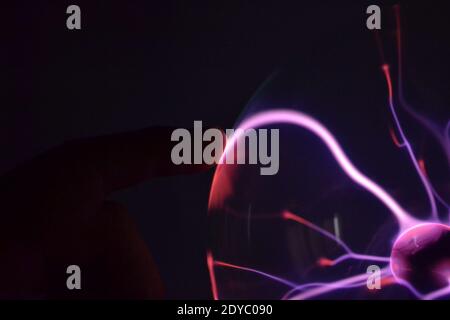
[207,5,450,300]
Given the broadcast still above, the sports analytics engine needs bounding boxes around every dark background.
[3,1,449,298]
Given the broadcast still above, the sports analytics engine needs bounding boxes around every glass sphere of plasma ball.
[206,70,435,300]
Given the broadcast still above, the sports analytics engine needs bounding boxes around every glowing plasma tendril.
[207,6,450,300]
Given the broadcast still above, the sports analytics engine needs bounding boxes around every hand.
[0,127,210,299]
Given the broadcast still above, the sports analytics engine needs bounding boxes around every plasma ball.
[390,223,450,294]
[208,5,450,299]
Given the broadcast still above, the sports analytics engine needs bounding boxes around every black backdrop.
[3,1,450,298]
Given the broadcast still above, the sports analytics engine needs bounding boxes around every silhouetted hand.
[0,127,210,299]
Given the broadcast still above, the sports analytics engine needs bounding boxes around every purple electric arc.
[207,5,450,300]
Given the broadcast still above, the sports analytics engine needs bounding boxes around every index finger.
[0,126,214,226]
[59,126,214,193]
